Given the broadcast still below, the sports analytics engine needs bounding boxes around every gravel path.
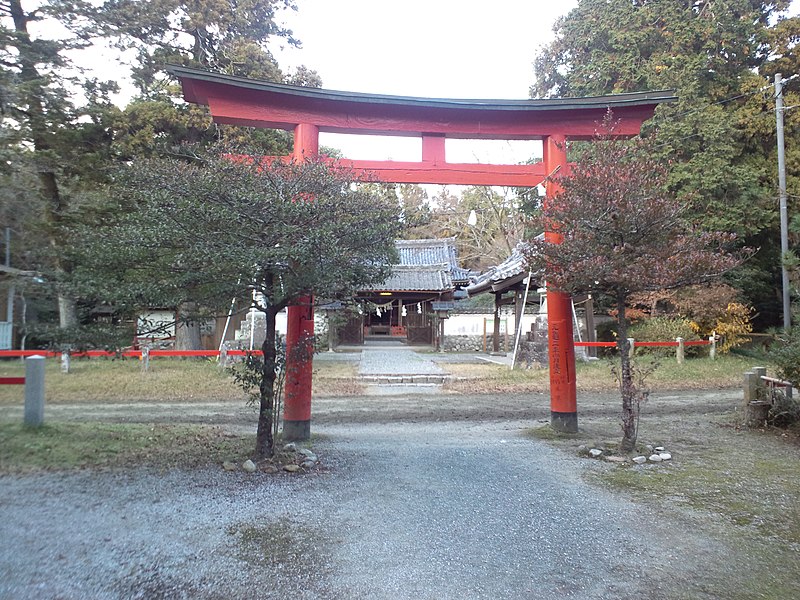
[0,419,729,599]
[358,348,445,376]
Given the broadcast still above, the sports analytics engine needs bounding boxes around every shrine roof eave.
[167,65,677,140]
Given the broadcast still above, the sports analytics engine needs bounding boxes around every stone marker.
[24,355,45,427]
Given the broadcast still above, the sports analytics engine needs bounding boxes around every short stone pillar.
[141,345,150,372]
[743,368,770,427]
[676,337,685,364]
[24,355,46,427]
[219,343,228,368]
[709,335,716,360]
[60,350,70,374]
[627,337,635,358]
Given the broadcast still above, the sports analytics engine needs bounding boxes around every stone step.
[359,375,451,385]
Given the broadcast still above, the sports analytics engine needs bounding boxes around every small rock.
[589,448,603,458]
[242,459,256,473]
[659,452,672,461]
[298,449,317,462]
[646,444,654,452]
[578,445,587,452]
[605,456,627,463]
[655,446,666,452]
[260,464,279,474]
[632,456,647,464]
[222,461,237,472]
[648,454,663,463]
[283,464,301,473]
[283,442,297,452]
[301,460,316,469]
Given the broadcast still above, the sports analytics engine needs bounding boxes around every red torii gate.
[168,65,674,440]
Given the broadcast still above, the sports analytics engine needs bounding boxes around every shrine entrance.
[169,65,674,440]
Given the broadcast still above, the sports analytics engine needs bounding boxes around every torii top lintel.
[168,65,675,186]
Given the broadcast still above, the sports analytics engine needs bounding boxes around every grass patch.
[0,356,364,405]
[443,354,771,394]
[312,361,364,396]
[0,357,246,405]
[228,517,328,569]
[528,408,800,599]
[0,421,253,473]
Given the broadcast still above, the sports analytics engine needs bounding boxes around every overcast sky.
[272,1,579,164]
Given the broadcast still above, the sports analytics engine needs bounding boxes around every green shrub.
[629,316,701,356]
[764,329,800,428]
[771,328,800,388]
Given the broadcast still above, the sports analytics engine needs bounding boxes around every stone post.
[744,368,770,427]
[219,343,228,368]
[709,335,716,360]
[141,345,150,372]
[24,355,45,427]
[743,371,760,402]
[676,337,685,365]
[627,338,635,359]
[60,350,70,374]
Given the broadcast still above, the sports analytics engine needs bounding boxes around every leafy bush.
[629,316,701,356]
[771,328,800,389]
[768,328,800,429]
[697,302,753,354]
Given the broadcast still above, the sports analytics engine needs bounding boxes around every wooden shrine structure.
[168,64,675,440]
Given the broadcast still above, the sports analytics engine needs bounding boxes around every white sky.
[272,0,579,164]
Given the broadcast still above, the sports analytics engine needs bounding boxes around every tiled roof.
[364,264,454,292]
[466,242,538,296]
[360,238,474,294]
[396,238,459,268]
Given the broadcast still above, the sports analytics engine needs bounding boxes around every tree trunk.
[175,302,202,350]
[58,297,78,329]
[616,294,637,452]
[255,306,278,459]
[11,1,77,330]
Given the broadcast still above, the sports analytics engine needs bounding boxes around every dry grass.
[312,361,363,396]
[0,356,363,405]
[0,357,246,405]
[443,353,769,394]
[0,353,766,405]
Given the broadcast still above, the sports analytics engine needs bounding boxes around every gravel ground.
[1,416,732,600]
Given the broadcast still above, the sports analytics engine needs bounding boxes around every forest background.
[2,0,800,349]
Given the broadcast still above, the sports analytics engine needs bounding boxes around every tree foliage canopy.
[72,151,402,316]
[525,126,749,451]
[532,0,800,325]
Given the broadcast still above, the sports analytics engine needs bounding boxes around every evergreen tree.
[532,0,800,326]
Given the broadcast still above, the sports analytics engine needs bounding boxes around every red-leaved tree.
[526,123,751,452]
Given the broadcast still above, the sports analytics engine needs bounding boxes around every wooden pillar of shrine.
[283,123,318,441]
[543,135,578,433]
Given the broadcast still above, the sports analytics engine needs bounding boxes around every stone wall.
[442,334,485,352]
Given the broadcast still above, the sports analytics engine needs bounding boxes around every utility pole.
[776,73,792,330]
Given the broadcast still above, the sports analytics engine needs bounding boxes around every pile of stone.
[221,442,319,474]
[633,445,672,464]
[582,443,673,465]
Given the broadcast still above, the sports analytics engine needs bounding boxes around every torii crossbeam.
[168,64,675,439]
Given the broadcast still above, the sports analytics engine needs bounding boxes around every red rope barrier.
[0,377,25,385]
[0,339,710,359]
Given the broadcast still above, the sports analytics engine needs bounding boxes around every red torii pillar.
[543,135,577,432]
[283,123,318,441]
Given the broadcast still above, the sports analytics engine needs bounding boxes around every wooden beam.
[339,159,548,186]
